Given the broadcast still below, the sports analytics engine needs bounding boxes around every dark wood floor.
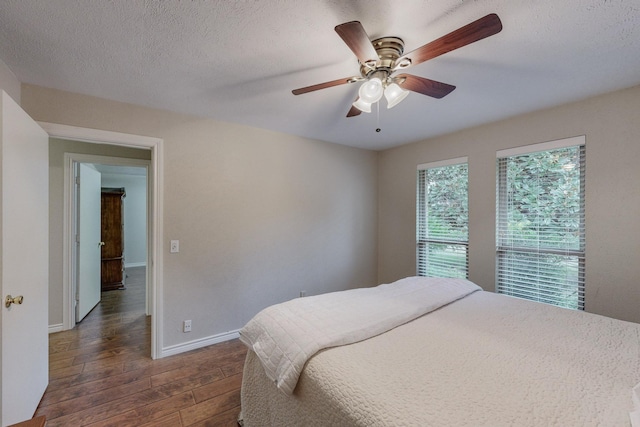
[36,267,247,426]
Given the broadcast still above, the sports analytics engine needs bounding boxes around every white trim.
[496,135,586,158]
[161,330,240,358]
[62,155,75,331]
[417,156,468,170]
[41,122,162,147]
[41,122,164,360]
[48,324,64,334]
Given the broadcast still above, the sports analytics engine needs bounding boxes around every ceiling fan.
[292,13,503,117]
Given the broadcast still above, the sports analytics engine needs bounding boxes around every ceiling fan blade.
[335,21,379,65]
[347,106,362,117]
[292,76,359,95]
[395,13,502,70]
[396,74,456,98]
[347,99,363,117]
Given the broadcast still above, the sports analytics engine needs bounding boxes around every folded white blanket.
[239,276,481,395]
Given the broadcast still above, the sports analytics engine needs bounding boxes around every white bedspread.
[239,276,480,394]
[241,289,640,426]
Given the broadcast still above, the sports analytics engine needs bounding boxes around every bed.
[238,277,640,426]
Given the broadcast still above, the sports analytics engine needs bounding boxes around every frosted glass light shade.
[352,98,372,113]
[384,83,409,109]
[358,78,384,103]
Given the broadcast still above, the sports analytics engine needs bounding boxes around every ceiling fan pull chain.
[376,100,381,132]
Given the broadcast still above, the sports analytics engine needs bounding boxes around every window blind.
[417,159,468,279]
[496,141,585,310]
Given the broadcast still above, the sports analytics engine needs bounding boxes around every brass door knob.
[5,295,23,308]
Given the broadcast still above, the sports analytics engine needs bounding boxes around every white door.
[77,163,101,322]
[0,92,49,425]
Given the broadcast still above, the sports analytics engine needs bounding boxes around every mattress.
[241,290,640,426]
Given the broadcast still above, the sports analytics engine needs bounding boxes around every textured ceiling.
[0,0,639,150]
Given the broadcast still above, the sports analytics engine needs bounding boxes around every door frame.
[40,122,164,360]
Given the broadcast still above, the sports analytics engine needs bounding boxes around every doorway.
[41,122,164,360]
[73,159,149,324]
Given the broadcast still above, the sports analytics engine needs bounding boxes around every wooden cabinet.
[101,188,125,291]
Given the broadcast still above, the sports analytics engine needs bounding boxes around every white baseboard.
[49,323,64,334]
[125,262,147,268]
[160,329,240,358]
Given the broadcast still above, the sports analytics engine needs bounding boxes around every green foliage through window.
[417,161,468,279]
[497,143,585,310]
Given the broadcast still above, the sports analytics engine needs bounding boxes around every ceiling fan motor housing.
[359,36,405,79]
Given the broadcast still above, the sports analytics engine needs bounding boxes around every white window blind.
[417,158,468,279]
[496,138,585,310]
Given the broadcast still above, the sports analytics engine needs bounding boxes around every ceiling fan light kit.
[292,13,503,118]
[353,80,409,112]
[384,83,410,109]
[352,97,373,113]
[358,77,384,103]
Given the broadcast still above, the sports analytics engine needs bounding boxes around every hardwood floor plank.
[49,340,71,354]
[49,363,84,380]
[44,377,190,426]
[39,368,154,407]
[192,374,243,404]
[221,359,245,378]
[38,267,248,426]
[48,356,75,371]
[36,378,151,420]
[84,391,195,427]
[179,390,241,426]
[78,345,150,371]
[151,361,226,388]
[46,365,125,392]
[187,407,241,427]
[49,342,116,363]
[137,412,184,427]
[123,353,186,374]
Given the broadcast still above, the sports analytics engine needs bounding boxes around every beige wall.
[0,59,20,104]
[378,84,640,323]
[48,138,151,327]
[23,84,378,349]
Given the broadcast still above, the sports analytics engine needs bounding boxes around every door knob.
[5,295,23,308]
[98,241,105,247]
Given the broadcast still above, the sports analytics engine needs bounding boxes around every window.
[417,157,468,279]
[496,136,585,310]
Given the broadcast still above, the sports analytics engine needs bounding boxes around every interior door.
[0,91,49,426]
[77,163,102,322]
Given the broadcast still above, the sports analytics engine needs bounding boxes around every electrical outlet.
[170,240,179,253]
[183,320,192,333]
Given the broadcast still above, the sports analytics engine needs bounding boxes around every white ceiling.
[0,1,639,150]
